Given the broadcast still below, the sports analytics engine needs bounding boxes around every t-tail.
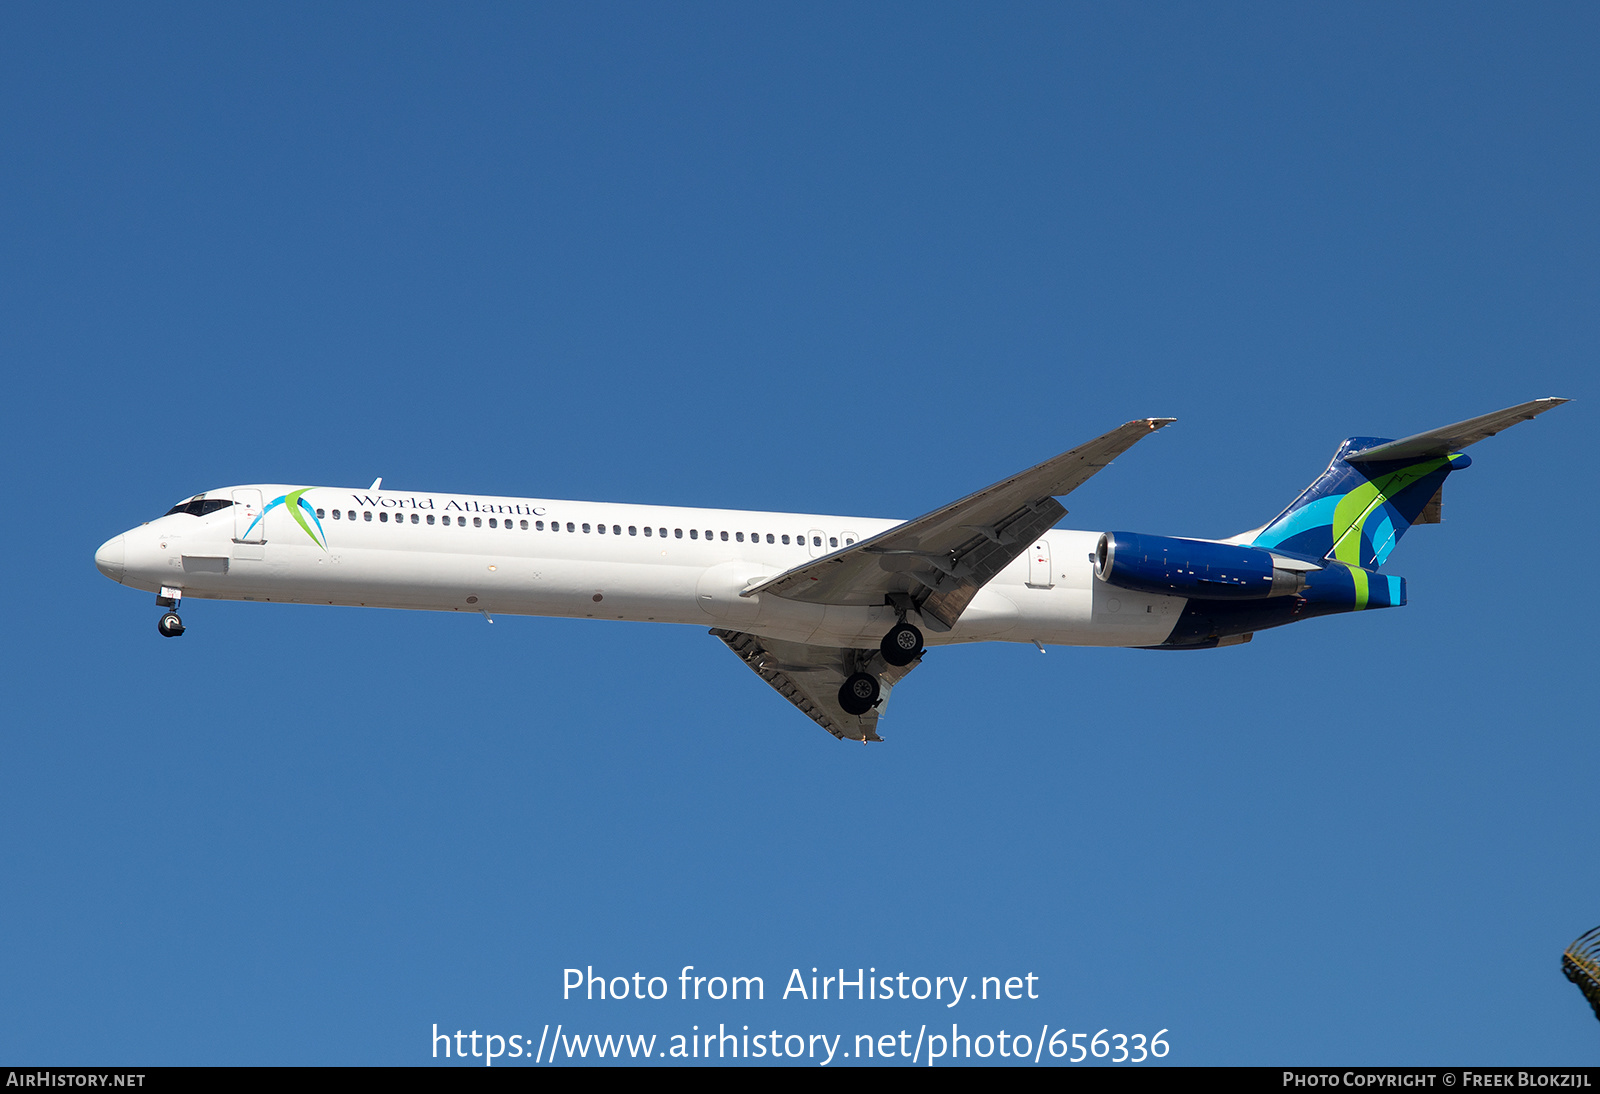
[1248,397,1568,568]
[1131,397,1568,649]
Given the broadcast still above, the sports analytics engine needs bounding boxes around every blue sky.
[2,2,1596,1065]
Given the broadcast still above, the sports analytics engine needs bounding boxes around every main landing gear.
[837,619,927,715]
[880,621,924,667]
[156,586,185,638]
[838,672,880,716]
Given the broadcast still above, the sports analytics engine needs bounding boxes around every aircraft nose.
[95,534,126,583]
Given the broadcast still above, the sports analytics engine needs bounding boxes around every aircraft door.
[1026,539,1053,588]
[807,528,826,558]
[233,489,265,542]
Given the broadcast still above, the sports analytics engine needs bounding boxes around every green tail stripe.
[1329,457,1449,566]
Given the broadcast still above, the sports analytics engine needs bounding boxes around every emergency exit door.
[1026,539,1053,588]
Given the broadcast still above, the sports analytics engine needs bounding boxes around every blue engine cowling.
[1094,531,1305,600]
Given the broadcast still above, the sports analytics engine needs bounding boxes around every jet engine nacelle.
[1094,531,1305,600]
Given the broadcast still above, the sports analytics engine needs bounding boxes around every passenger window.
[412,513,419,524]
[331,510,341,520]
[363,511,373,522]
[597,523,606,534]
[643,526,652,537]
[628,526,637,536]
[660,528,667,538]
[381,511,390,522]
[348,511,356,521]
[427,514,436,525]
[315,508,325,519]
[690,529,698,540]
[813,536,821,547]
[535,520,543,530]
[781,535,789,544]
[582,523,591,533]
[720,531,728,541]
[675,529,683,539]
[766,534,774,544]
[566,522,575,532]
[471,517,480,528]
[489,518,497,528]
[829,536,837,547]
[520,520,528,530]
[613,525,621,535]
[735,532,744,542]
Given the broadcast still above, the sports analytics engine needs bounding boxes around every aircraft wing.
[710,628,922,742]
[742,418,1174,629]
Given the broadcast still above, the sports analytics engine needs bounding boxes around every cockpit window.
[164,496,235,518]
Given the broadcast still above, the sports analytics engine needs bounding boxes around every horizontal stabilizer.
[1343,397,1568,463]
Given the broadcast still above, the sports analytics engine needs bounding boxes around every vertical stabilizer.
[1249,440,1462,567]
[1247,398,1567,568]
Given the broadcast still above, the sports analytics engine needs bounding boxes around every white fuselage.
[96,484,1187,648]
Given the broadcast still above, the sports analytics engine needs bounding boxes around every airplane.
[93,398,1566,743]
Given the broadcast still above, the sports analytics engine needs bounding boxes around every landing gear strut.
[838,672,880,716]
[880,621,924,667]
[156,586,185,638]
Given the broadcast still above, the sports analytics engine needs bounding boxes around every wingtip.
[1146,417,1177,430]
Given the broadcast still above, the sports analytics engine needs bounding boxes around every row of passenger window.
[313,507,855,548]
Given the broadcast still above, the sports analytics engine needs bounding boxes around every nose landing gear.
[156,586,185,638]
